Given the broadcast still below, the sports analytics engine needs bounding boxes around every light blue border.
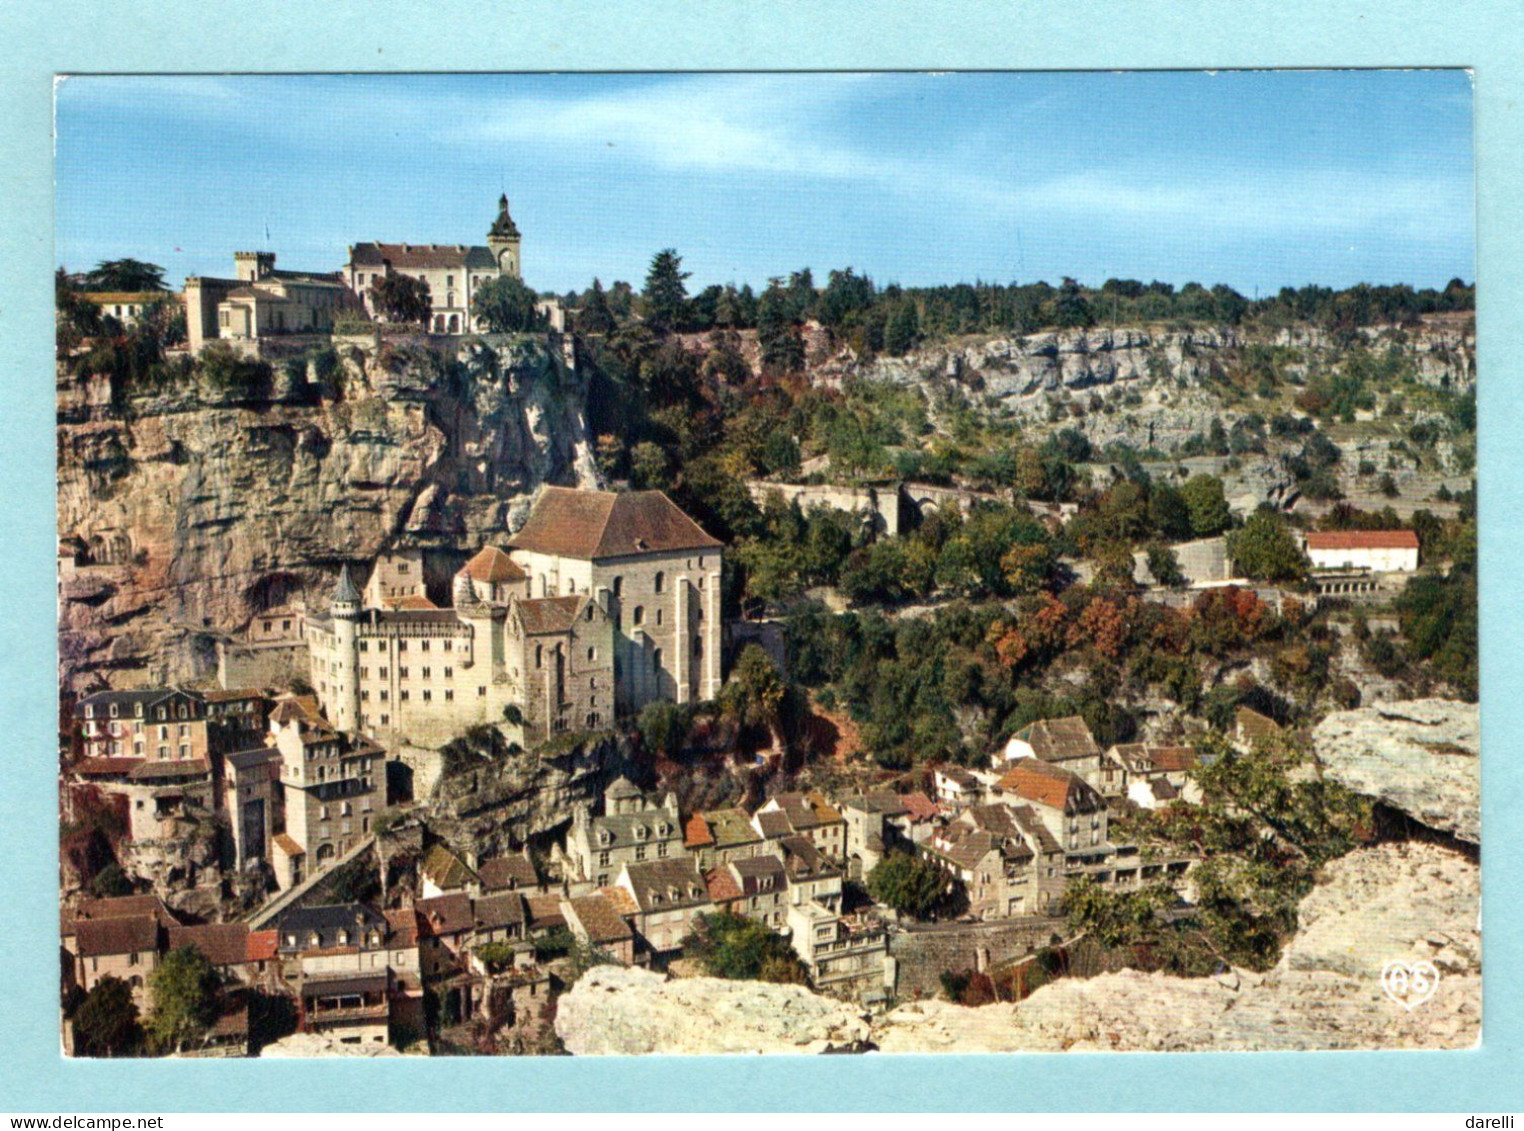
[1,0,1518,1112]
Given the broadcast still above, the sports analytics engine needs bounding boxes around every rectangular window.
[444,690,453,701]
[444,666,453,678]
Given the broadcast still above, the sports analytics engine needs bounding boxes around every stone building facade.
[305,487,724,749]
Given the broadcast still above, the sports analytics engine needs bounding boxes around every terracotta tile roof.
[1014,716,1101,763]
[417,893,474,937]
[508,487,723,561]
[74,757,143,777]
[752,810,792,840]
[461,546,526,584]
[384,909,421,949]
[566,893,634,945]
[900,792,942,822]
[71,895,176,927]
[1146,746,1199,774]
[703,866,743,904]
[515,595,586,635]
[1305,530,1419,551]
[525,894,567,930]
[128,757,211,781]
[598,886,640,917]
[477,853,538,892]
[997,760,1101,813]
[75,915,160,958]
[684,813,715,849]
[166,922,250,967]
[473,892,527,932]
[777,835,838,880]
[349,241,497,270]
[246,930,280,963]
[272,833,304,857]
[382,594,439,610]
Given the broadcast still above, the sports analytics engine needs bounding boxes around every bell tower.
[487,193,522,279]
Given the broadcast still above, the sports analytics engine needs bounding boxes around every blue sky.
[54,71,1474,296]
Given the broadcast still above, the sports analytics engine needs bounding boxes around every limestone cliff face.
[57,335,599,693]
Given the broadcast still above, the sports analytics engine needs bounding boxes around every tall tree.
[369,273,432,327]
[1181,474,1232,537]
[884,299,921,356]
[72,976,141,1057]
[472,275,542,333]
[1227,510,1307,581]
[86,258,168,293]
[757,283,804,374]
[146,946,221,1054]
[577,278,617,334]
[642,248,691,333]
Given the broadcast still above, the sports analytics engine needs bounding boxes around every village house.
[932,765,985,809]
[706,854,790,930]
[566,777,683,889]
[476,851,544,895]
[276,903,396,1047]
[62,895,179,1009]
[561,891,637,965]
[80,290,175,329]
[839,791,911,880]
[785,900,890,1004]
[268,699,385,888]
[999,715,1104,778]
[1104,743,1204,808]
[684,806,764,870]
[1304,529,1420,573]
[755,791,847,860]
[612,857,715,963]
[776,835,844,910]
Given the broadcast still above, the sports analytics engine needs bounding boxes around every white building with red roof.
[1304,529,1419,573]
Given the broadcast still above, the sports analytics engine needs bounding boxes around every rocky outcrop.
[554,964,872,1055]
[876,841,1478,1053]
[422,732,646,856]
[552,843,1478,1053]
[57,334,598,692]
[260,1032,403,1058]
[1312,699,1479,845]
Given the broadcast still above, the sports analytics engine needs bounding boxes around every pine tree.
[642,249,690,333]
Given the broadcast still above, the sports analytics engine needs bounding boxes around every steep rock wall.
[57,335,598,692]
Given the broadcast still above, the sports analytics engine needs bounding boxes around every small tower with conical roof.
[487,193,522,279]
[329,565,361,733]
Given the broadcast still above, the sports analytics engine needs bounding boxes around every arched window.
[633,606,644,626]
[612,576,623,597]
[587,647,596,662]
[654,571,665,594]
[653,647,663,670]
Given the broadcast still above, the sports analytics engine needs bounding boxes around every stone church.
[305,486,725,749]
